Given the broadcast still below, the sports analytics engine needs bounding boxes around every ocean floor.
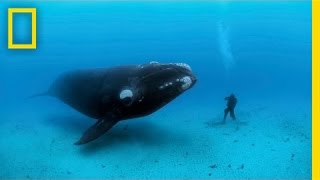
[0,98,311,179]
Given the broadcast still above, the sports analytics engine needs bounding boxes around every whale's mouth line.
[139,67,176,82]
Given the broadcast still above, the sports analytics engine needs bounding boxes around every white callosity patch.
[119,89,133,100]
[159,81,174,90]
[139,61,159,69]
[149,61,159,64]
[173,63,192,71]
[180,76,192,90]
[138,96,144,102]
[158,76,192,90]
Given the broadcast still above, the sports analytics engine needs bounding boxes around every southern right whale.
[33,62,197,145]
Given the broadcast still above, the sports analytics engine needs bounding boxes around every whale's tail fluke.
[28,92,50,99]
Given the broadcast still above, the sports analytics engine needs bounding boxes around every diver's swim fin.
[74,116,118,145]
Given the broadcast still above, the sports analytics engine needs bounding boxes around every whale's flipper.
[74,115,118,145]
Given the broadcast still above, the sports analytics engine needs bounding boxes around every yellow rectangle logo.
[8,8,37,49]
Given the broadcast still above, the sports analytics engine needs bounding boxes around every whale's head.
[119,62,197,116]
[139,61,196,94]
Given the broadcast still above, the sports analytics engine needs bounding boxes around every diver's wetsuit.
[223,94,237,121]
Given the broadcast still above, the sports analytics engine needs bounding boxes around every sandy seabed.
[0,99,311,179]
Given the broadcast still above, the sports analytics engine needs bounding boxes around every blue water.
[0,1,311,179]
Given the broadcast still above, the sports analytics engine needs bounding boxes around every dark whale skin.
[42,62,197,145]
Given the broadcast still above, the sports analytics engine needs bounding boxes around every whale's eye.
[120,89,133,100]
[180,76,192,90]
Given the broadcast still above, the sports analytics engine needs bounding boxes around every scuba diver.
[223,94,237,123]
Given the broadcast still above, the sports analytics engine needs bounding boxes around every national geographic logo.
[8,8,37,49]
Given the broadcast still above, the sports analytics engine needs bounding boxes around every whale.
[33,62,197,145]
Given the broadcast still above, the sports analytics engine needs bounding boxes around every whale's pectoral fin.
[74,115,118,145]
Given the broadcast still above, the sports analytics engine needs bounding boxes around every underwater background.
[0,0,311,179]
